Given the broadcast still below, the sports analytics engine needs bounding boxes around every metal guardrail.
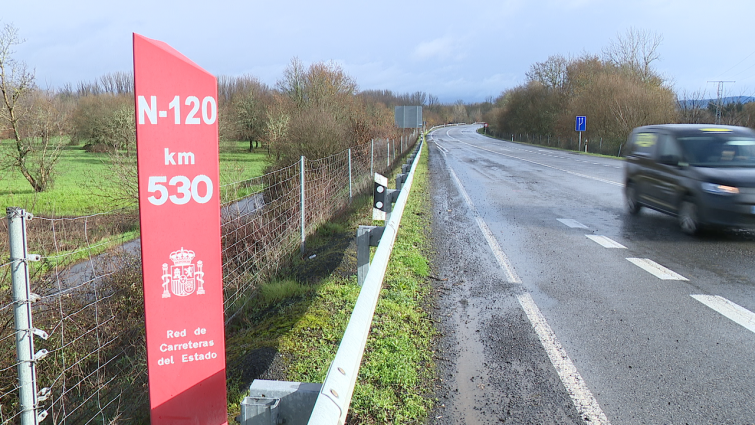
[237,134,424,424]
[307,136,424,424]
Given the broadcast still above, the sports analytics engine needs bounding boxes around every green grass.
[0,139,270,216]
[225,139,435,423]
[0,141,116,215]
[477,127,626,159]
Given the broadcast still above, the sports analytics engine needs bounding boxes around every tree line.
[482,28,755,156]
[1,22,477,198]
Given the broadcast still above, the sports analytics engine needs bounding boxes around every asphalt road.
[428,124,755,424]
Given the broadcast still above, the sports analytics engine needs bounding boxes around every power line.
[729,60,755,80]
[716,48,755,79]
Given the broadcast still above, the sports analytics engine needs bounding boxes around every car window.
[657,134,682,163]
[630,132,657,157]
[677,135,755,167]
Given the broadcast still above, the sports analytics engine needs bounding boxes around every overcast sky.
[4,0,755,103]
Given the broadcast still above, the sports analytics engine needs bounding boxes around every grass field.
[0,139,270,216]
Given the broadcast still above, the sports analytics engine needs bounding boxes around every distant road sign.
[395,106,423,129]
[575,116,587,132]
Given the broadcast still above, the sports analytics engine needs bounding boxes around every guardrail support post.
[384,188,398,225]
[238,380,322,425]
[396,174,407,192]
[357,226,385,287]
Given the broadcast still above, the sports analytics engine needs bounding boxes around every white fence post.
[300,156,306,255]
[348,148,352,202]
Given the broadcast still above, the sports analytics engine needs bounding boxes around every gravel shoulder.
[426,139,583,425]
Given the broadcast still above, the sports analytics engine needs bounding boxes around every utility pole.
[708,80,735,124]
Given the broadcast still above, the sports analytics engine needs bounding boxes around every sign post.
[133,33,227,424]
[575,116,587,152]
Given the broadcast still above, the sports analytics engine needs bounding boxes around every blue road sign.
[575,116,587,132]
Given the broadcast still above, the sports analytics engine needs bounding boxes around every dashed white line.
[626,258,688,280]
[586,235,627,249]
[436,136,623,187]
[558,218,589,229]
[691,295,755,334]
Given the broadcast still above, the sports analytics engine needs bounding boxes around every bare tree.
[217,75,270,150]
[602,27,664,84]
[98,72,133,95]
[427,94,440,107]
[0,23,67,192]
[676,89,713,124]
[526,54,569,91]
[276,57,307,108]
[0,23,34,144]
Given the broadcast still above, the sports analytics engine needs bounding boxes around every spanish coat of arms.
[161,247,205,298]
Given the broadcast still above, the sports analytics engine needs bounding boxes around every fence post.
[300,156,306,255]
[348,148,352,202]
[8,207,45,425]
[370,139,374,178]
[387,140,390,169]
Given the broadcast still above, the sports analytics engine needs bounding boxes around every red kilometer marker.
[133,33,227,425]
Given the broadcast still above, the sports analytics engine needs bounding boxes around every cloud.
[413,37,456,61]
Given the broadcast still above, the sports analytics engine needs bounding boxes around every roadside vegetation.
[479,28,755,156]
[1,21,442,423]
[225,141,434,423]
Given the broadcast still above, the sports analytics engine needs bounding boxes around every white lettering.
[147,175,214,206]
[169,95,181,124]
[167,329,186,338]
[185,96,200,124]
[178,151,195,165]
[138,96,157,125]
[159,339,214,353]
[202,96,217,124]
[182,351,218,363]
[164,148,176,165]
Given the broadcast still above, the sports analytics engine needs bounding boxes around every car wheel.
[626,184,642,215]
[678,200,700,235]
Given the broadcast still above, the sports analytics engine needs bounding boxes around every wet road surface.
[428,125,755,424]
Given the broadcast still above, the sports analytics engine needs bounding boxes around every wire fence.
[487,132,626,156]
[0,134,417,424]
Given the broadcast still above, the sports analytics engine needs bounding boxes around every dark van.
[624,124,755,234]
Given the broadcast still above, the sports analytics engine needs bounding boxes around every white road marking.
[691,295,755,334]
[586,235,626,249]
[558,218,589,229]
[518,293,612,425]
[626,258,688,280]
[446,166,521,283]
[434,134,609,423]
